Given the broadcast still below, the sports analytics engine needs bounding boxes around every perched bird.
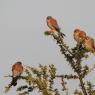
[83,36,95,53]
[46,16,65,37]
[74,29,86,49]
[74,29,86,44]
[11,61,23,86]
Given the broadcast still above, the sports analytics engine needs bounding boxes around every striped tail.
[55,27,66,38]
[58,32,66,38]
[10,77,18,86]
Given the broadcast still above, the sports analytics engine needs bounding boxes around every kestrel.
[74,29,86,44]
[83,36,95,53]
[74,29,87,49]
[11,61,23,86]
[46,16,65,37]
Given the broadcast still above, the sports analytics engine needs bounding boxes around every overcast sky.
[0,0,95,95]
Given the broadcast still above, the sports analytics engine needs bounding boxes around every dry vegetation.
[5,19,95,95]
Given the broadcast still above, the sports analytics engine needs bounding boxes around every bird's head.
[16,61,22,65]
[47,16,52,20]
[74,29,80,33]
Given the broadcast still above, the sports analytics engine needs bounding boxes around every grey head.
[46,16,52,20]
[16,61,22,64]
[74,29,80,33]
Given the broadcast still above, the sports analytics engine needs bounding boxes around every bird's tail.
[58,32,66,38]
[55,27,66,38]
[10,77,18,86]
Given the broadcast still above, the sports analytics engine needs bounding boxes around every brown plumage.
[46,16,65,37]
[83,36,95,53]
[74,29,86,44]
[11,61,23,86]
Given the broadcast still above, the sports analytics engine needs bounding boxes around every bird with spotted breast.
[83,36,95,53]
[74,29,87,49]
[10,61,23,86]
[46,16,66,37]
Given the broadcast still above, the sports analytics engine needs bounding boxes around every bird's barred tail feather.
[10,77,18,86]
[58,32,66,38]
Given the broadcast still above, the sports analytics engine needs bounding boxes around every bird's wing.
[12,64,16,72]
[50,18,60,31]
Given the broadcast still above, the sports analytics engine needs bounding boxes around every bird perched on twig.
[11,61,23,86]
[74,29,86,49]
[46,16,66,37]
[83,36,95,53]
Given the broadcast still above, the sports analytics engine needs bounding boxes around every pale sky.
[0,0,95,95]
